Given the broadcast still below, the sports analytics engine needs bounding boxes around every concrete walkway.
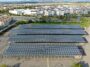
[82,27,90,67]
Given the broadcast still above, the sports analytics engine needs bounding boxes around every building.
[9,9,25,15]
[24,9,37,16]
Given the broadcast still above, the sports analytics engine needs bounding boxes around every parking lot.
[0,57,79,67]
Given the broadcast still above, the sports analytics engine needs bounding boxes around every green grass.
[80,17,90,28]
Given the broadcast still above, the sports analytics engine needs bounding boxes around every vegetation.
[82,13,90,17]
[72,63,82,67]
[0,64,7,67]
[12,6,36,9]
[15,16,90,28]
[0,9,9,14]
[38,14,78,22]
[80,17,90,27]
[16,20,30,25]
[32,17,90,28]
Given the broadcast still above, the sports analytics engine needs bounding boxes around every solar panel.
[3,43,81,57]
[9,43,79,46]
[10,29,87,35]
[9,35,86,43]
[8,35,82,37]
[17,24,82,29]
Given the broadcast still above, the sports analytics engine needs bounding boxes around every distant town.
[9,5,90,16]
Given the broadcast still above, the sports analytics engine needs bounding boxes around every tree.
[16,20,29,25]
[28,20,33,23]
[64,13,71,21]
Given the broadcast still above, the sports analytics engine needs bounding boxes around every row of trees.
[0,9,9,14]
[37,13,81,23]
[11,6,36,10]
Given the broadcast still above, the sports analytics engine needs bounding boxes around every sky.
[0,0,89,2]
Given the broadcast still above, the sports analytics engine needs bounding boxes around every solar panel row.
[18,24,83,29]
[9,43,79,46]
[8,35,82,37]
[9,35,86,43]
[10,29,87,35]
[4,44,81,57]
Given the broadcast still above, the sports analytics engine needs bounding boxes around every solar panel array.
[17,24,83,29]
[3,24,87,57]
[4,43,81,57]
[9,35,86,43]
[7,43,79,46]
[10,29,87,35]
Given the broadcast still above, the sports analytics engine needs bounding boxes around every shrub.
[16,20,29,25]
[72,63,82,67]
